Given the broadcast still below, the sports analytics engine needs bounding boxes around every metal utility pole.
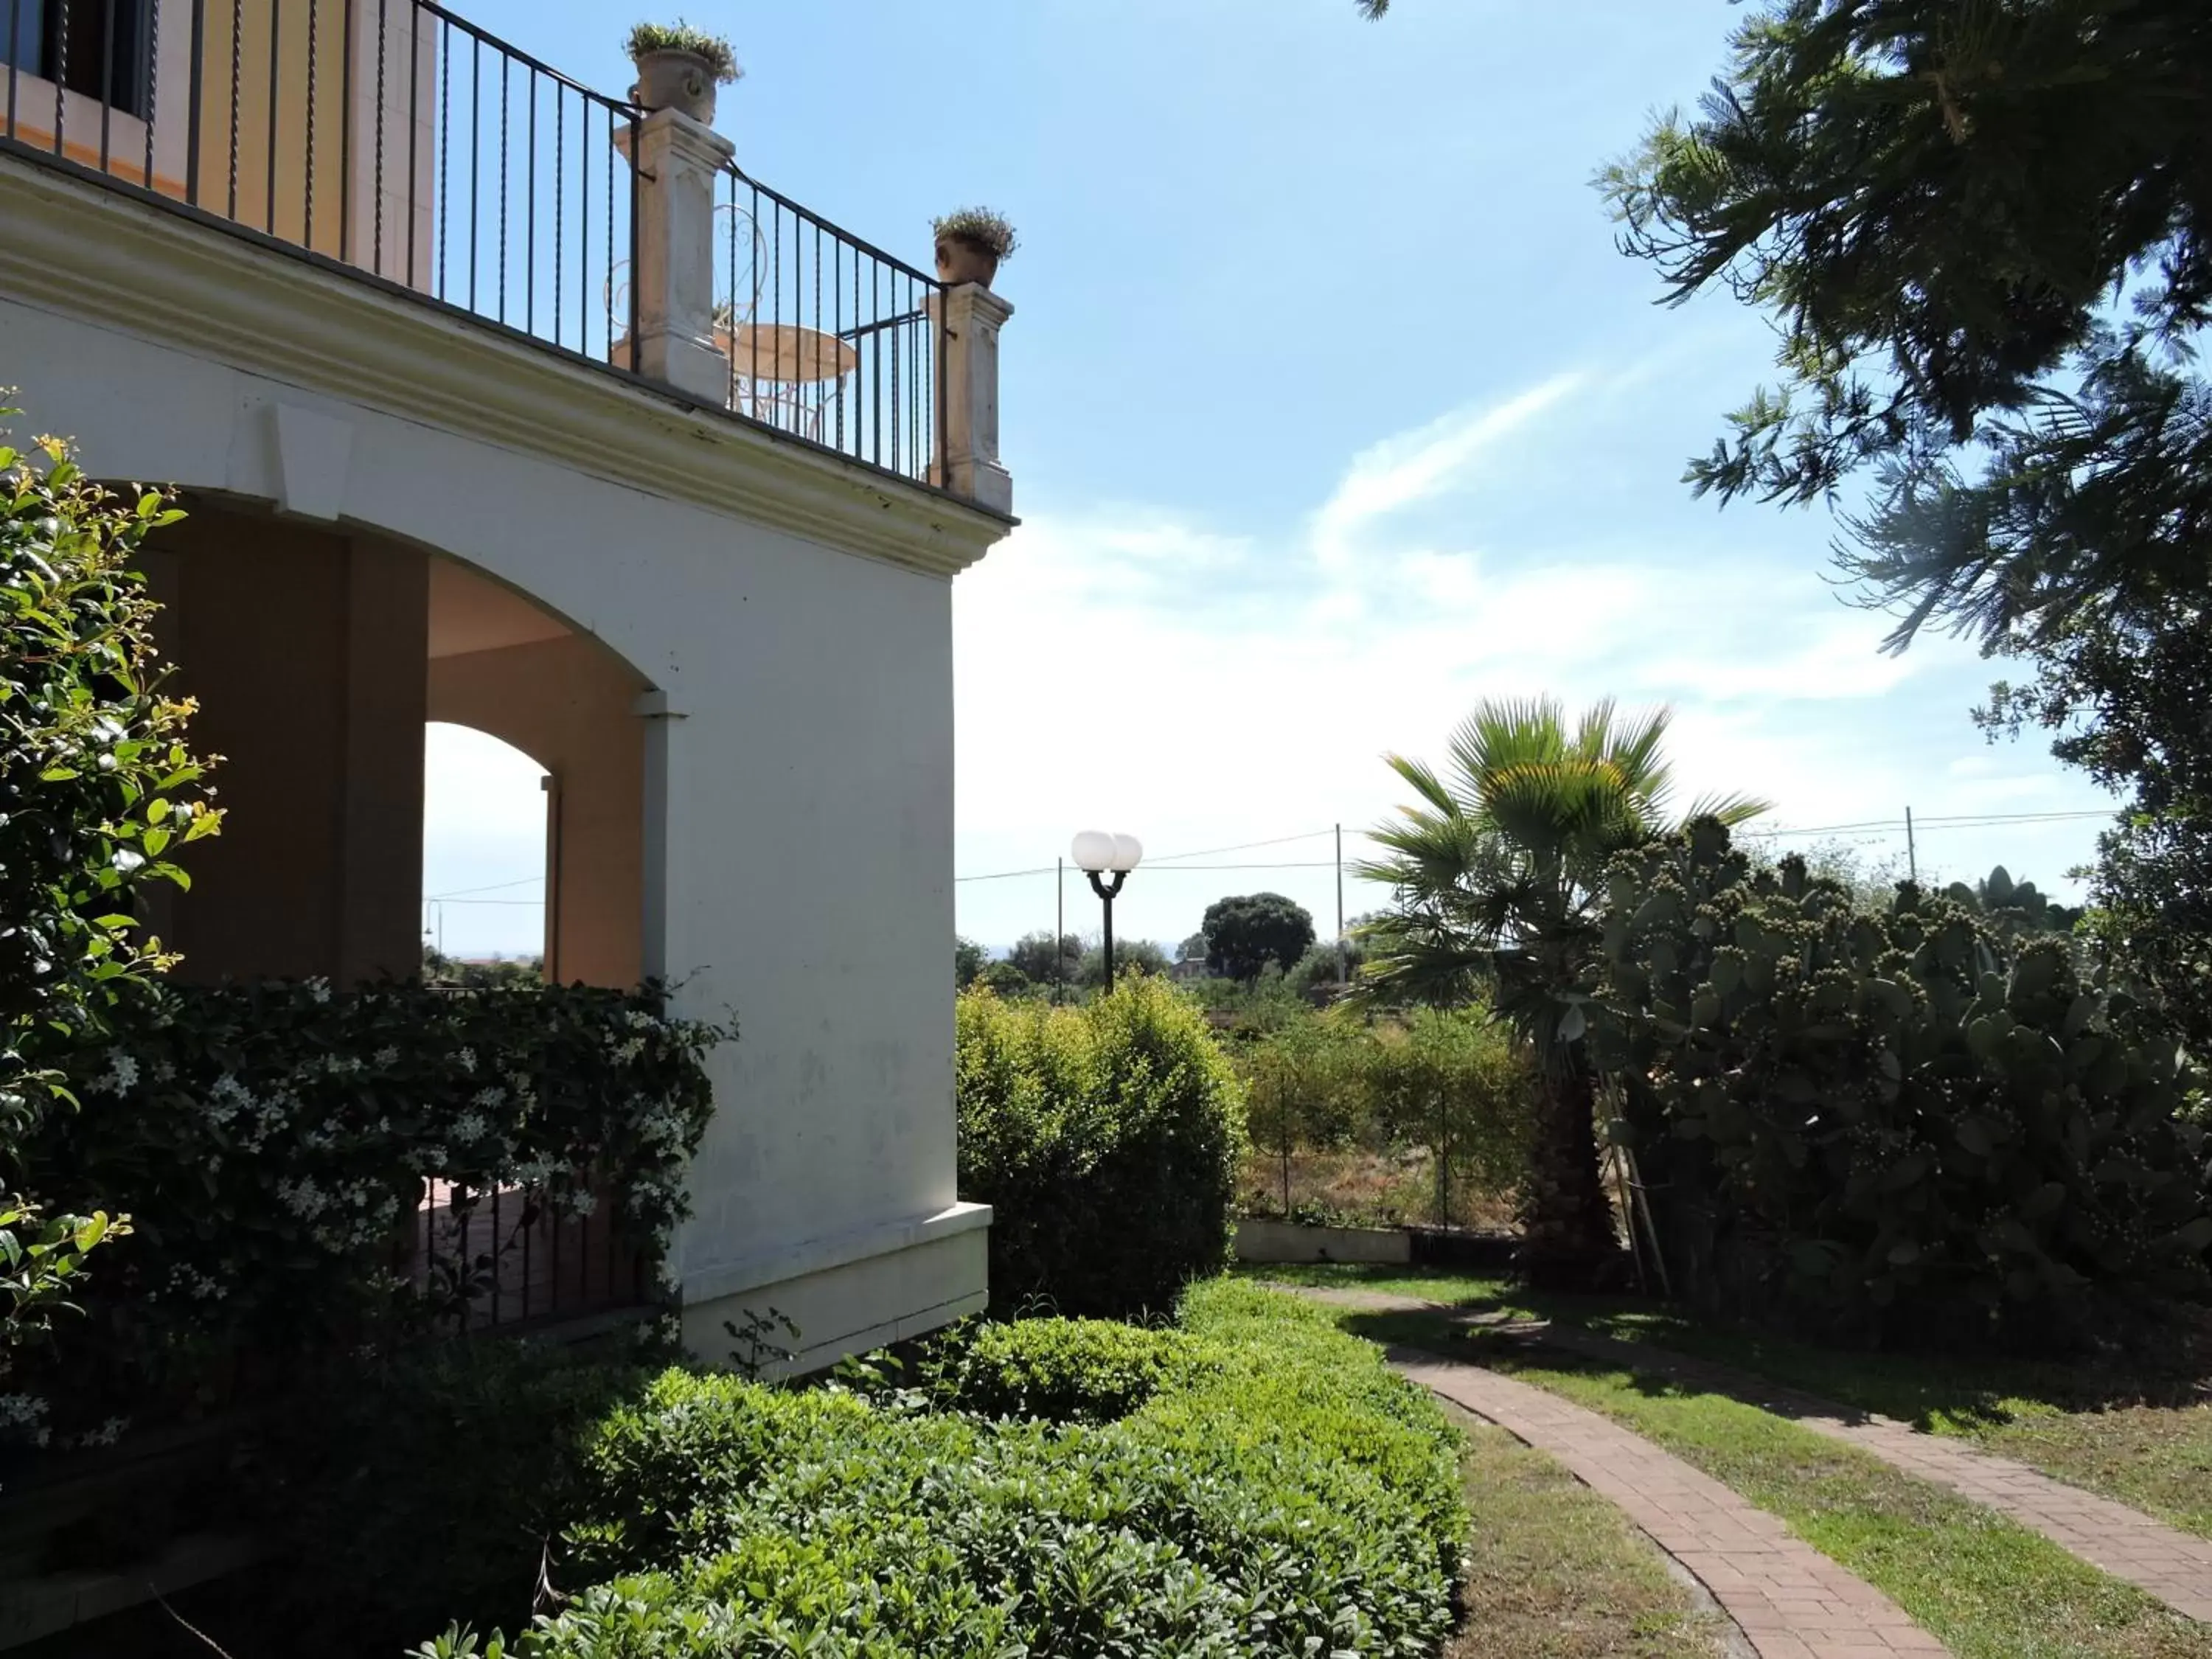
[1054,857,1064,1004]
[1335,822,1347,986]
[1905,806,1918,883]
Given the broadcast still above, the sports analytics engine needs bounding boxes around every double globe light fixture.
[1069,830,1144,992]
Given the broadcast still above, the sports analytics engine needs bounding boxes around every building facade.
[0,0,1014,1369]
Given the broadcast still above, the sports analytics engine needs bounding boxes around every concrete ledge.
[681,1220,989,1377]
[678,1200,991,1309]
[0,1533,263,1651]
[1234,1218,1413,1265]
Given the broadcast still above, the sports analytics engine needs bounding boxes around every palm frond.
[1677,790,1773,829]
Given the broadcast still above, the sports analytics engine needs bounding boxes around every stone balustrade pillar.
[932,283,1015,513]
[619,110,736,405]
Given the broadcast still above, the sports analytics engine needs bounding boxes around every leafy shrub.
[956,976,1245,1318]
[1236,1006,1534,1222]
[945,1318,1217,1423]
[11,978,725,1446]
[478,1279,1464,1658]
[1,415,218,1368]
[1594,821,2212,1343]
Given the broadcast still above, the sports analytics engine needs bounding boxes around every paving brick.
[1390,1349,1950,1658]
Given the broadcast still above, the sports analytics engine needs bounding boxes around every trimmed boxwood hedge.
[955,976,1247,1319]
[428,1281,1466,1658]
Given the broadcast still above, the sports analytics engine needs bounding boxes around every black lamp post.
[1071,829,1144,992]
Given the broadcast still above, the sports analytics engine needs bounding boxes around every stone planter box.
[1234,1218,1413,1265]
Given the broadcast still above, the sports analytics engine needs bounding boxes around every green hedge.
[942,1317,1219,1422]
[956,977,1246,1318]
[429,1281,1464,1658]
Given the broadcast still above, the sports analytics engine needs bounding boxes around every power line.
[425,874,544,900]
[1144,830,1336,864]
[953,807,2115,885]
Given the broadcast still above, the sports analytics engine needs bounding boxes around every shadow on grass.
[1282,1263,2212,1433]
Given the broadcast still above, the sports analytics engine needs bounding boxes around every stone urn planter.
[930,208,1018,290]
[934,236,1001,289]
[630,49,721,122]
[623,24,740,124]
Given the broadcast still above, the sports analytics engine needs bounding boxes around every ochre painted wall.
[148,502,428,985]
[426,631,647,990]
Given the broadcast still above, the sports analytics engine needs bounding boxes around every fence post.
[618,107,734,403]
[930,282,1015,512]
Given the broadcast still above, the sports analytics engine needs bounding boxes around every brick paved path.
[1391,1347,1949,1658]
[1283,1281,2212,1627]
[1526,1321,2212,1624]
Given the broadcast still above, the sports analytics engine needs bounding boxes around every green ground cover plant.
[410,1280,1464,1658]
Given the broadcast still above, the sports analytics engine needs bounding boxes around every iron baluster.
[144,0,161,189]
[372,0,385,271]
[339,0,352,260]
[264,0,276,231]
[552,90,562,349]
[405,0,417,286]
[495,51,505,321]
[52,0,65,156]
[98,0,114,176]
[307,0,320,246]
[436,13,447,298]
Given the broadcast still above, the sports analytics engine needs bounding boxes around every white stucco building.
[0,0,1014,1370]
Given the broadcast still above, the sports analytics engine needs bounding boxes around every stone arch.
[423,555,650,987]
[128,488,650,989]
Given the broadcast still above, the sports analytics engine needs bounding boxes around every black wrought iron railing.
[0,0,947,492]
[718,165,945,487]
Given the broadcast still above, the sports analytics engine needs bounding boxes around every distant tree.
[1175,932,1208,964]
[1287,938,1363,992]
[1077,938,1171,987]
[1007,931,1082,988]
[954,936,987,989]
[420,946,545,989]
[1202,894,1316,985]
[977,961,1032,997]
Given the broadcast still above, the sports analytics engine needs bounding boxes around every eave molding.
[0,158,1014,579]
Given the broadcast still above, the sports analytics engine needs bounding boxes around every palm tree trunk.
[1517,1062,1615,1288]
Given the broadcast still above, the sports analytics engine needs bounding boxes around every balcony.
[0,0,956,496]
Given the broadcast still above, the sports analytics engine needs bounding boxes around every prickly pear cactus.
[1591,820,2212,1343]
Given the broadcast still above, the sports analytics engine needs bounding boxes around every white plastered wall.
[0,161,1003,1366]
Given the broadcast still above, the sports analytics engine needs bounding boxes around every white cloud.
[953,370,2112,947]
[1310,372,1586,571]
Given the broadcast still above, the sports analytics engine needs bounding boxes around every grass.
[1443,1401,1730,1657]
[1338,1304,2212,1659]
[1247,1261,2212,1541]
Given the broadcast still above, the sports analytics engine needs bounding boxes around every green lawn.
[1336,1304,2212,1659]
[1245,1262,2212,1541]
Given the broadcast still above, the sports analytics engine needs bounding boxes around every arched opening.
[133,492,649,989]
[425,555,649,988]
[421,724,548,978]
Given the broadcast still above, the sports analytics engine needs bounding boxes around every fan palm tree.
[1357,697,1767,1286]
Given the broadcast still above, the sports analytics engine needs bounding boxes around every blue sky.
[423,0,2113,959]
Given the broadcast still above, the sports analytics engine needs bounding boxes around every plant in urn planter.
[931,206,1018,288]
[625,20,741,123]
